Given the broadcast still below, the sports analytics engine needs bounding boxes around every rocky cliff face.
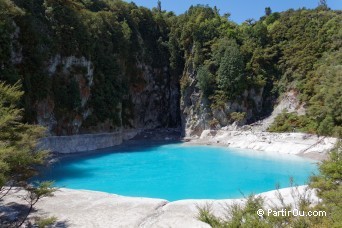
[180,59,265,137]
[180,69,211,136]
[127,64,180,130]
[2,1,305,139]
[0,0,183,136]
[6,28,180,136]
[36,55,94,135]
[6,23,267,138]
[34,56,180,136]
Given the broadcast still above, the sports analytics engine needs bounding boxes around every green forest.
[0,0,341,136]
[0,0,341,227]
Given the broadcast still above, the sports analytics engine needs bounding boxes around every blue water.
[37,143,317,201]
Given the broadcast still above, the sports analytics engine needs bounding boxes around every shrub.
[197,65,216,98]
[230,112,247,123]
[318,115,335,136]
[217,43,245,99]
[180,75,191,95]
[209,118,220,129]
[268,112,318,134]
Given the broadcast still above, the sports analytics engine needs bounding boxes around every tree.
[318,0,328,9]
[245,18,255,25]
[0,81,55,226]
[197,66,215,98]
[217,44,245,98]
[318,115,335,136]
[157,0,161,12]
[265,7,272,16]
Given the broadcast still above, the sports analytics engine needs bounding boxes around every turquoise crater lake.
[37,143,317,201]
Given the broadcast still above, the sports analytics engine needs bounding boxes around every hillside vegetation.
[0,0,341,136]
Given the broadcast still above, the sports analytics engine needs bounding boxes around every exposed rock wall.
[251,90,305,132]
[40,129,141,153]
[2,4,279,141]
[36,55,94,135]
[180,72,211,137]
[32,54,180,136]
[128,64,180,129]
[9,22,22,65]
[180,59,264,137]
[3,5,181,137]
[40,132,122,153]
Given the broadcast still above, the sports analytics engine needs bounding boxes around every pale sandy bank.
[184,130,337,161]
[1,186,318,228]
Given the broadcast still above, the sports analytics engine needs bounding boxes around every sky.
[124,0,342,23]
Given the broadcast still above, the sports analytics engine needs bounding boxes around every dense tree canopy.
[0,0,341,136]
[217,42,245,98]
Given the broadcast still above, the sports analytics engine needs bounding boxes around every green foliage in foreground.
[0,81,55,227]
[310,143,342,227]
[0,81,46,187]
[198,143,342,227]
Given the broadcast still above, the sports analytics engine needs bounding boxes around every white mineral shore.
[2,186,318,228]
[2,131,337,227]
[185,130,337,161]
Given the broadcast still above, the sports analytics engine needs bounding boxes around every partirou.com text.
[257,209,327,217]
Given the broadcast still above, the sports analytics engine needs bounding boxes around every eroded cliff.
[1,1,340,138]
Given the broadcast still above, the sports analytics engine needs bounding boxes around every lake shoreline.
[47,129,337,162]
[183,130,337,161]
[2,185,318,227]
[7,129,334,227]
